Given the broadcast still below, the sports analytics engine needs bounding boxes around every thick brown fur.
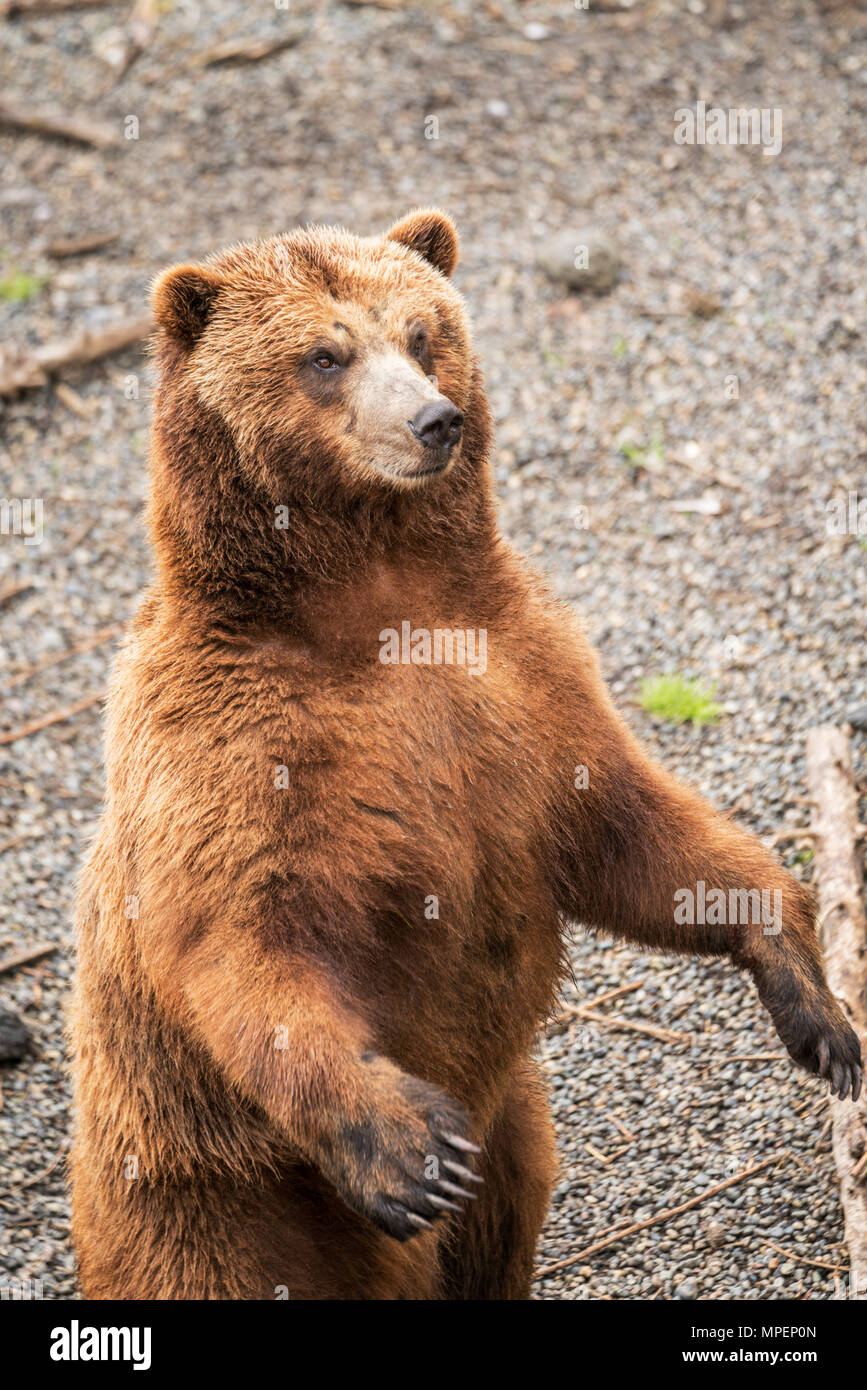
[70,210,861,1301]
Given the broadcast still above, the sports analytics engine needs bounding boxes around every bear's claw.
[782,1011,861,1101]
[327,1071,485,1242]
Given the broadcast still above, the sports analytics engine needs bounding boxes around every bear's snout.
[408,399,464,453]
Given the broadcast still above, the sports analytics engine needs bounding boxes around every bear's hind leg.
[437,1064,557,1300]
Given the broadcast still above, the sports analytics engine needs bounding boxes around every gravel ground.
[1,0,866,1301]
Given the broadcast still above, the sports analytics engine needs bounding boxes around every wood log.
[0,943,58,976]
[0,312,152,397]
[0,0,115,15]
[190,32,305,68]
[0,100,116,148]
[807,725,867,1299]
[43,232,117,259]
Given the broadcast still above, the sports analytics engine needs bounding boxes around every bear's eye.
[410,329,427,359]
[312,351,339,371]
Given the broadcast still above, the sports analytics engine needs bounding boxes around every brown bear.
[70,209,861,1301]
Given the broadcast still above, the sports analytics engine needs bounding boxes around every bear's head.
[148,211,495,616]
[151,209,482,500]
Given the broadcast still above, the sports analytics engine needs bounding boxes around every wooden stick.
[0,312,151,397]
[767,827,815,847]
[548,978,643,1029]
[339,0,402,9]
[0,690,104,745]
[43,233,116,259]
[727,1053,786,1062]
[573,1007,686,1046]
[0,831,46,854]
[8,1137,70,1191]
[191,32,304,67]
[582,980,645,1011]
[60,517,96,557]
[668,451,747,493]
[1,624,122,691]
[0,100,116,148]
[54,381,97,418]
[0,0,115,14]
[761,1240,848,1274]
[0,580,35,607]
[604,1110,637,1144]
[0,943,58,975]
[807,727,867,1298]
[535,1154,780,1277]
[584,1142,617,1166]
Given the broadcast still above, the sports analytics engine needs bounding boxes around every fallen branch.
[191,32,304,67]
[604,1111,637,1144]
[2,624,122,691]
[0,831,46,854]
[547,978,643,1031]
[766,826,815,847]
[0,580,36,608]
[0,100,116,148]
[8,1137,70,1192]
[807,726,867,1298]
[0,943,58,975]
[761,1239,848,1275]
[43,233,116,259]
[0,689,104,745]
[0,0,115,14]
[571,1007,686,1046]
[60,517,96,556]
[667,450,747,494]
[535,1154,780,1277]
[727,1053,786,1063]
[0,312,151,397]
[55,381,98,418]
[584,1142,623,1167]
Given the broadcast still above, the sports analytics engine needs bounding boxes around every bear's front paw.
[323,1065,483,1242]
[761,978,862,1101]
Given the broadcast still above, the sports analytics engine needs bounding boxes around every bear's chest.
[284,641,551,893]
[261,642,563,1088]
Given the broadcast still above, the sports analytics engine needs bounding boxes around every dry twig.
[0,100,116,148]
[2,624,122,692]
[535,1154,781,1277]
[0,690,104,745]
[0,312,151,397]
[191,32,304,67]
[0,943,58,976]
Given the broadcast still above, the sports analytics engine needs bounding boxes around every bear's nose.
[408,399,464,450]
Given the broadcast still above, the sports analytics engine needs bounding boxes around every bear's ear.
[386,208,459,277]
[151,263,223,345]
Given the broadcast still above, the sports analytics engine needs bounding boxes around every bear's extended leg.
[556,698,862,1098]
[437,1063,557,1299]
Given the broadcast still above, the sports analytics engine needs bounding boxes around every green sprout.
[0,270,46,302]
[639,674,721,727]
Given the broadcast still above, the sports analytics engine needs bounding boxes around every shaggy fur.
[70,209,861,1301]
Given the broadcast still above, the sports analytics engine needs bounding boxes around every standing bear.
[70,209,861,1300]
